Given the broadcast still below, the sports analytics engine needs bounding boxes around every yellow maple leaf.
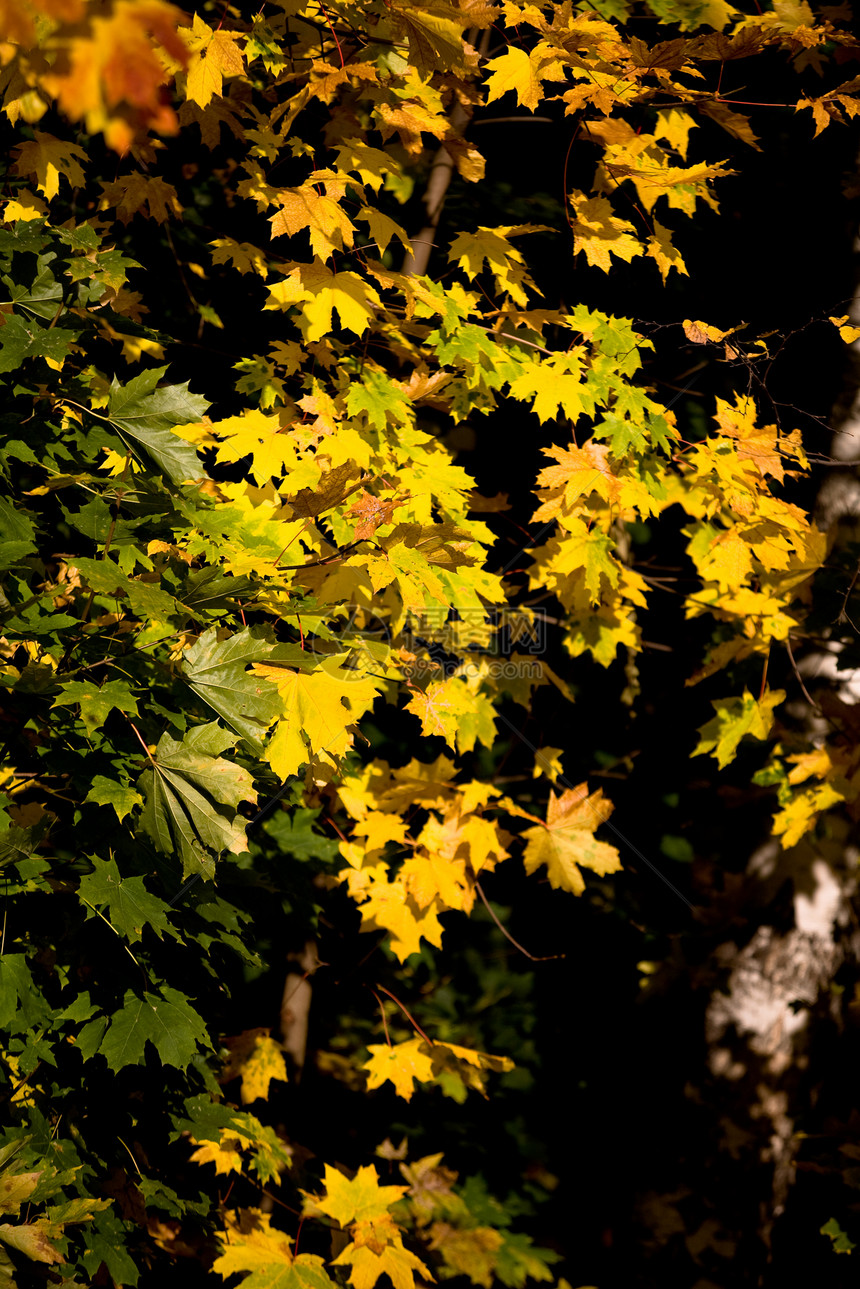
[358,207,413,257]
[484,46,542,112]
[647,220,688,283]
[534,441,620,512]
[261,658,382,778]
[355,872,445,961]
[364,1038,436,1100]
[210,408,299,484]
[210,237,270,279]
[533,746,564,783]
[522,784,621,895]
[11,131,87,200]
[569,192,642,272]
[3,191,48,222]
[315,1164,408,1226]
[190,1128,254,1175]
[654,108,698,160]
[239,1034,288,1104]
[447,224,543,306]
[269,185,356,260]
[213,1208,331,1284]
[265,264,382,342]
[334,1232,432,1289]
[405,676,496,755]
[772,782,845,848]
[185,12,245,108]
[353,812,411,851]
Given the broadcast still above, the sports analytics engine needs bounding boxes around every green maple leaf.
[85,776,143,823]
[182,627,287,753]
[137,722,256,879]
[345,369,409,430]
[99,986,209,1071]
[53,679,139,736]
[71,556,179,622]
[263,808,339,862]
[107,366,209,484]
[77,857,175,943]
[0,314,77,374]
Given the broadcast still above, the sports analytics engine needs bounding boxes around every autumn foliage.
[0,0,859,1284]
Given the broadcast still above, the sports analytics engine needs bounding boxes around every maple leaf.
[269,185,356,260]
[569,192,643,272]
[508,351,591,424]
[221,1030,288,1104]
[428,1223,503,1286]
[692,687,785,768]
[259,657,381,778]
[213,1209,335,1289]
[447,226,545,306]
[522,784,621,896]
[484,47,542,112]
[99,174,183,224]
[210,408,300,484]
[185,13,245,109]
[266,264,381,342]
[392,1,470,77]
[315,1164,408,1226]
[182,626,285,754]
[364,1038,436,1100]
[53,678,139,736]
[534,441,620,512]
[78,856,173,943]
[772,782,845,849]
[210,237,270,279]
[334,1230,432,1289]
[11,132,87,201]
[647,220,688,282]
[346,864,446,961]
[357,208,413,257]
[137,723,256,879]
[533,747,564,783]
[346,489,406,540]
[85,776,143,822]
[654,108,698,160]
[405,676,496,755]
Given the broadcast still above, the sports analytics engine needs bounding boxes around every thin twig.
[474,881,564,962]
[785,634,822,712]
[370,988,392,1046]
[375,984,434,1046]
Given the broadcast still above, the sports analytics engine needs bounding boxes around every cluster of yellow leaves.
[680,391,823,677]
[309,1165,431,1289]
[337,756,512,960]
[364,1037,513,1102]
